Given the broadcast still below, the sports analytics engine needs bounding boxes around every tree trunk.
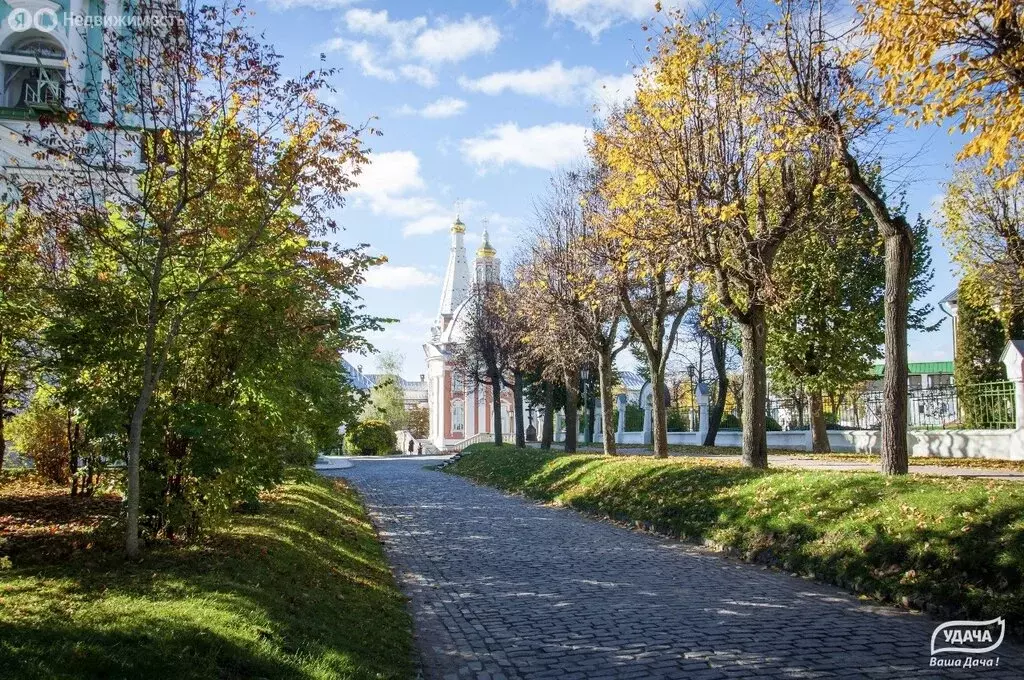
[513,371,525,449]
[880,230,911,474]
[704,336,728,447]
[67,412,79,496]
[563,375,578,453]
[651,377,669,458]
[541,381,554,450]
[739,306,768,469]
[809,387,831,453]
[598,352,617,456]
[126,378,157,557]
[836,136,910,475]
[0,364,6,476]
[490,369,503,446]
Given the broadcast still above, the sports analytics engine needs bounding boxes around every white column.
[642,396,653,446]
[697,385,710,444]
[68,0,88,102]
[616,394,627,444]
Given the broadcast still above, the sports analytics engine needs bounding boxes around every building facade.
[423,217,515,450]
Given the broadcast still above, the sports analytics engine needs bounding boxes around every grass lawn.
[447,444,1024,637]
[0,468,412,680]
[610,443,1024,472]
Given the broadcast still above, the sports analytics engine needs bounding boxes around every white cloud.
[422,97,468,118]
[459,61,635,114]
[394,98,467,119]
[326,11,501,87]
[351,151,444,217]
[546,0,680,37]
[403,214,455,236]
[459,61,595,104]
[267,0,358,10]
[363,264,440,290]
[324,39,396,81]
[460,122,590,170]
[413,16,502,63]
[399,64,438,87]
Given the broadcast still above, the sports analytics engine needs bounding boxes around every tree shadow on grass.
[0,473,412,680]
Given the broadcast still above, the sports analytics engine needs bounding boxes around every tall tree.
[361,352,409,431]
[769,181,936,452]
[770,0,923,474]
[596,12,827,466]
[0,214,45,474]
[7,1,372,554]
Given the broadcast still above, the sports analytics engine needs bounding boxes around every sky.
[246,0,963,380]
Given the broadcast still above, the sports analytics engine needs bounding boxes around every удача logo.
[930,618,1005,670]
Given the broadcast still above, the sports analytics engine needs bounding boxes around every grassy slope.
[447,445,1024,635]
[0,469,412,680]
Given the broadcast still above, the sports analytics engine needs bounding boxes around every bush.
[7,390,70,484]
[765,415,782,432]
[345,420,397,455]
[719,413,740,429]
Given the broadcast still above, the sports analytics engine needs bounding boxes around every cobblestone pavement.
[327,457,1020,680]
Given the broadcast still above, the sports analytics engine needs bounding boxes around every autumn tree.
[765,0,926,474]
[524,168,630,455]
[0,214,45,475]
[6,0,374,553]
[941,161,1024,335]
[597,11,826,466]
[861,1,1024,185]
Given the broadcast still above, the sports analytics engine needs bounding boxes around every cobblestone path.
[327,457,1019,680]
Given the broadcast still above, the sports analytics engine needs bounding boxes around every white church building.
[423,217,517,451]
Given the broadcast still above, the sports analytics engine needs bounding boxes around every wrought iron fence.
[824,381,1016,431]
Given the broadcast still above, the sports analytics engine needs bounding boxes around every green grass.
[0,468,413,680]
[597,444,1024,472]
[447,444,1024,637]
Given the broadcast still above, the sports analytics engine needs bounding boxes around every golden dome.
[451,216,466,233]
[476,229,496,258]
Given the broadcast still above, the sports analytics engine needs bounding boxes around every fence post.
[616,393,627,444]
[1001,341,1024,460]
[696,383,710,445]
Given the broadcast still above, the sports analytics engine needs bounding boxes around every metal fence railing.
[823,382,1017,431]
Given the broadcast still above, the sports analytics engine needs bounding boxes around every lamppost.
[687,364,696,432]
[526,404,537,442]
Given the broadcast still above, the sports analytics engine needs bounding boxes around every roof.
[617,371,645,391]
[341,359,373,391]
[362,374,427,391]
[870,361,954,377]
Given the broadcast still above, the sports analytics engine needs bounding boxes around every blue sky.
[248,0,961,379]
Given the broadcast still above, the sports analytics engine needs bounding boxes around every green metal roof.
[870,361,954,377]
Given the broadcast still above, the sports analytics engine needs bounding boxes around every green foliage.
[449,446,1024,632]
[345,420,397,456]
[720,413,741,429]
[0,469,413,679]
[768,177,936,400]
[764,415,782,432]
[7,388,69,485]
[954,277,1007,384]
[407,407,429,439]
[360,352,409,431]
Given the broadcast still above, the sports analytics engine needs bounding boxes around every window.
[452,400,465,432]
[452,372,465,392]
[2,38,66,110]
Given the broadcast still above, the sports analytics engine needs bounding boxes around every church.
[423,217,517,451]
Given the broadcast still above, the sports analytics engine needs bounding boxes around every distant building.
[341,360,427,411]
[866,361,955,391]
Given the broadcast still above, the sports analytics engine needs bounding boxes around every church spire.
[437,215,470,328]
[474,221,500,286]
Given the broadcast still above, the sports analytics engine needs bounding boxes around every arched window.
[452,400,465,433]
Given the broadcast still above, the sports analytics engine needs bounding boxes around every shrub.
[345,420,397,455]
[719,413,741,429]
[765,415,782,432]
[7,390,70,484]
